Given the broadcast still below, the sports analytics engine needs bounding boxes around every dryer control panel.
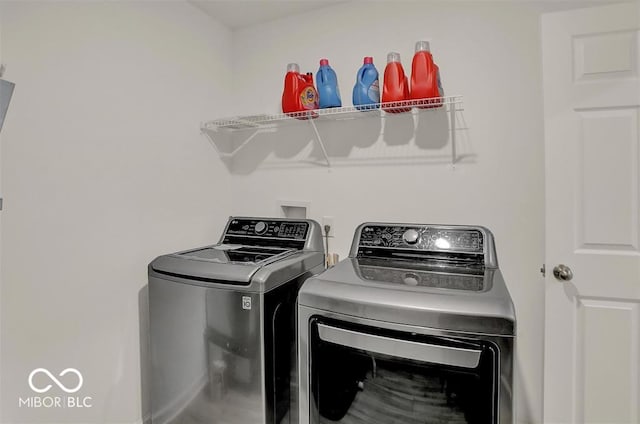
[358,225,483,253]
[353,224,497,268]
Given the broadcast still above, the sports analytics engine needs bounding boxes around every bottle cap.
[287,63,300,73]
[415,41,431,52]
[387,52,401,63]
[320,58,329,66]
[363,56,373,64]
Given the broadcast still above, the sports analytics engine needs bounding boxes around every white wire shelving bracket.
[200,95,463,167]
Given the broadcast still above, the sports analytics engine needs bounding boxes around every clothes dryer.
[298,223,515,424]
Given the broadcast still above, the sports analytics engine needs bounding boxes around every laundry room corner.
[0,2,233,423]
[226,2,550,423]
[0,1,631,424]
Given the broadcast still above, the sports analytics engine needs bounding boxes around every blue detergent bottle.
[352,56,380,110]
[317,58,342,108]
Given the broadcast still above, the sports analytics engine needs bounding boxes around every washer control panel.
[358,225,484,254]
[225,219,309,240]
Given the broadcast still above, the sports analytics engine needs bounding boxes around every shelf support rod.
[450,101,457,167]
[227,129,261,157]
[308,118,331,168]
[201,128,223,156]
[200,127,261,159]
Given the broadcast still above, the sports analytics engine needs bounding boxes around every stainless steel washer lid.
[150,255,258,284]
[149,217,326,291]
[298,258,515,336]
[150,249,325,291]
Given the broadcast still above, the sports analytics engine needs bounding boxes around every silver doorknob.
[553,264,573,282]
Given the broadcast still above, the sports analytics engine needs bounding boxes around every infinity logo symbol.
[28,368,83,394]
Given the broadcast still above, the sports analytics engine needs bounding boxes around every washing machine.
[149,217,324,424]
[298,222,516,424]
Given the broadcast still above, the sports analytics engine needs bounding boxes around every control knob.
[403,229,420,245]
[403,272,420,286]
[254,221,268,235]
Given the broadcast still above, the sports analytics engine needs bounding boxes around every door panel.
[543,3,640,423]
[577,107,638,251]
[576,299,639,423]
[573,30,638,80]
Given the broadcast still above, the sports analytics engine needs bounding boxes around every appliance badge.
[242,296,252,310]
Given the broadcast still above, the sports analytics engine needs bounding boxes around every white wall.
[0,5,4,420]
[0,1,231,423]
[230,2,545,423]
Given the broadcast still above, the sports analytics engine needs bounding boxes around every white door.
[542,2,640,423]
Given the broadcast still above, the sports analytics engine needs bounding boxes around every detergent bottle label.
[300,86,317,109]
[368,80,380,103]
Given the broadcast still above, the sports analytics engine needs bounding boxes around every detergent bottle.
[282,63,318,115]
[317,59,341,108]
[282,63,302,114]
[352,56,380,110]
[301,72,319,112]
[382,52,410,113]
[410,41,444,107]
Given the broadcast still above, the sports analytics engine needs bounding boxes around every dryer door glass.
[308,319,499,424]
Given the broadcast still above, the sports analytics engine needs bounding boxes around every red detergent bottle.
[282,63,318,117]
[410,41,444,108]
[382,52,410,113]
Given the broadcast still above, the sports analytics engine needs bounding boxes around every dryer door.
[308,319,499,424]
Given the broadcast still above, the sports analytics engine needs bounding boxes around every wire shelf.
[201,95,462,132]
[200,95,463,168]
